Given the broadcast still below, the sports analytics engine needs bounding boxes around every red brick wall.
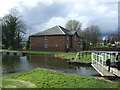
[30,35,66,52]
[30,34,82,52]
[30,36,44,50]
[76,35,83,51]
[65,35,72,52]
[47,35,66,51]
[71,34,83,52]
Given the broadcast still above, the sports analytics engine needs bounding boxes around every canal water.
[2,54,100,76]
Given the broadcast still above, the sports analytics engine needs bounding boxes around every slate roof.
[31,25,81,37]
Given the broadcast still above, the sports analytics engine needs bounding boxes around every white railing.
[74,51,119,62]
[74,52,80,61]
[92,51,118,66]
[91,51,120,76]
[91,51,119,74]
[92,52,116,75]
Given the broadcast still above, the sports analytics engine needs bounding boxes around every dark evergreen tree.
[2,9,26,49]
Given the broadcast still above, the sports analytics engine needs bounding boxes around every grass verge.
[2,69,119,88]
[55,53,92,62]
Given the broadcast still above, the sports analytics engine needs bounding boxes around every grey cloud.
[74,2,117,36]
[20,2,71,26]
[18,1,118,37]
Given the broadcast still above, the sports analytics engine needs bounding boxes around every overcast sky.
[0,0,118,37]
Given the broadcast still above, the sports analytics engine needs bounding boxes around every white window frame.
[45,36,47,40]
[67,36,69,40]
[45,44,47,48]
[66,44,69,49]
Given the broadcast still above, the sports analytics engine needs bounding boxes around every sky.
[0,0,119,38]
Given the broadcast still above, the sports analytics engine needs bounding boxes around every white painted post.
[108,53,110,59]
[100,53,102,65]
[92,52,94,64]
[96,53,98,64]
[105,53,107,63]
[105,53,107,66]
[98,52,100,64]
[93,53,95,64]
[102,54,104,66]
[99,53,101,64]
[110,52,112,62]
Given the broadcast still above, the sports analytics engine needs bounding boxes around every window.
[66,44,69,49]
[67,36,69,40]
[45,36,47,40]
[45,44,47,48]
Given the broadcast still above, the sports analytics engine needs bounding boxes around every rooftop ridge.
[31,25,77,36]
[57,25,65,34]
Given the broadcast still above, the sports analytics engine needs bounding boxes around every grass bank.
[1,49,93,62]
[55,53,92,62]
[2,69,119,88]
[1,49,61,55]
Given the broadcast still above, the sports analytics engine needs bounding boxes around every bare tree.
[82,25,102,46]
[65,20,82,32]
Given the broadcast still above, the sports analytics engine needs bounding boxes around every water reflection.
[19,56,33,71]
[29,55,73,69]
[2,54,100,76]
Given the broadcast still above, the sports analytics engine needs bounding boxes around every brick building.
[30,25,83,52]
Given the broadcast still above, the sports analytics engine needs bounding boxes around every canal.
[2,54,100,76]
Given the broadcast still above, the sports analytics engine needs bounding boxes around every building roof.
[31,25,81,37]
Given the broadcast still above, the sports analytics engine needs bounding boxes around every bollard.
[82,52,84,58]
[6,52,9,55]
[22,53,26,56]
[79,52,80,59]
[14,53,17,55]
[86,52,87,57]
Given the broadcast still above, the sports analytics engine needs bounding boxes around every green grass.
[58,53,92,62]
[76,55,92,62]
[62,53,76,58]
[2,69,119,88]
[1,49,64,55]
